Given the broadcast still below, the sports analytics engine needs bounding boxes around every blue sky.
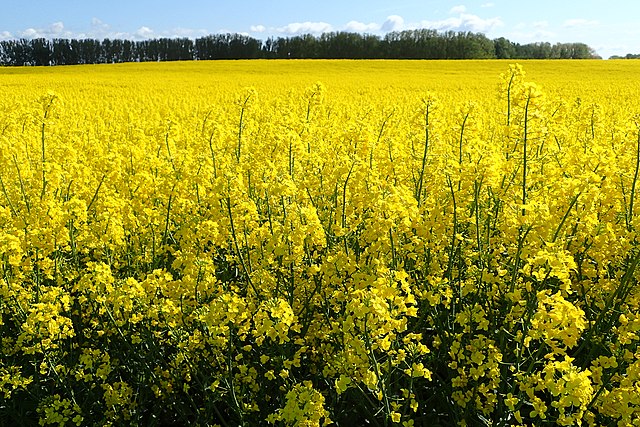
[1,1,638,58]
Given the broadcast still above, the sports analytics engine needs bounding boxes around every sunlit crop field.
[2,59,640,426]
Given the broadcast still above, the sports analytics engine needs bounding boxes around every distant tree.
[229,34,261,58]
[193,34,261,60]
[274,34,318,58]
[0,41,15,65]
[12,39,34,65]
[51,39,69,65]
[460,32,495,58]
[262,37,277,58]
[319,32,370,58]
[0,41,7,65]
[494,37,515,59]
[567,42,596,59]
[626,53,640,59]
[30,38,52,66]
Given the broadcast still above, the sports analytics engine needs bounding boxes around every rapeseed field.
[1,59,640,426]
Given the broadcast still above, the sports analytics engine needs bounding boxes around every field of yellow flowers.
[1,59,640,426]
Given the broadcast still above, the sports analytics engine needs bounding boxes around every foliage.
[0,31,599,66]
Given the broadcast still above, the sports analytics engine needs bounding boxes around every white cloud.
[134,26,154,39]
[381,15,404,32]
[5,18,209,42]
[416,13,503,33]
[563,18,599,28]
[18,21,74,39]
[2,11,504,44]
[508,29,556,42]
[403,6,504,34]
[252,19,382,36]
[450,5,467,14]
[459,13,503,32]
[344,20,379,32]
[505,21,557,43]
[81,18,128,39]
[50,21,64,34]
[216,29,250,36]
[481,2,495,7]
[20,28,39,38]
[258,15,403,36]
[169,27,209,38]
[90,18,110,33]
[263,11,499,36]
[276,21,333,35]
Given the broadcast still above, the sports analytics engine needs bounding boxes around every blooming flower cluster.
[1,60,639,425]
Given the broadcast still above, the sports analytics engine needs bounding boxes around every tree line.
[0,30,599,66]
[609,53,640,59]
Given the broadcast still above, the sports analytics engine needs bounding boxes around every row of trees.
[0,30,599,66]
[609,53,640,59]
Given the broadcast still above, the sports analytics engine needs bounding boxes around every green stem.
[236,93,252,163]
[415,102,431,207]
[226,196,261,299]
[0,173,19,218]
[371,112,393,169]
[41,121,47,199]
[506,72,515,127]
[628,129,640,231]
[86,174,106,213]
[522,95,530,217]
[12,154,30,213]
[552,192,581,243]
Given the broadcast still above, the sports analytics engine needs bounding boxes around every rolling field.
[1,59,640,426]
